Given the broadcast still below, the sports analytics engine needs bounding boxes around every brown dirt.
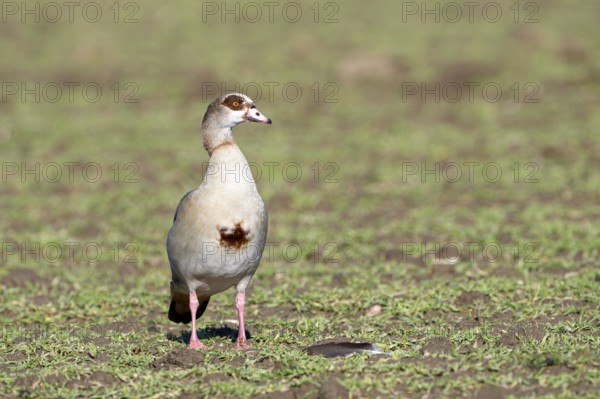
[82,371,119,386]
[202,372,228,384]
[474,384,516,399]
[254,357,284,372]
[30,295,53,306]
[420,337,452,355]
[151,347,208,369]
[258,305,296,318]
[3,351,28,362]
[14,376,40,389]
[316,373,349,399]
[43,373,74,388]
[3,269,51,288]
[455,291,491,306]
[248,378,339,399]
[253,381,320,399]
[151,347,245,370]
[490,266,523,278]
[497,324,546,348]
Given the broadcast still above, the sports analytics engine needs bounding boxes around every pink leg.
[189,291,208,349]
[236,292,249,350]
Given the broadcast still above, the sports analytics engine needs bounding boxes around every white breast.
[167,144,268,296]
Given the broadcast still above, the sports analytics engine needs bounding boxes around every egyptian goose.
[167,93,271,349]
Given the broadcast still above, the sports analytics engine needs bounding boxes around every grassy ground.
[1,0,599,398]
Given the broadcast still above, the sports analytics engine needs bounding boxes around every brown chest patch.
[218,223,250,249]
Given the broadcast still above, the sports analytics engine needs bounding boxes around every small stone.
[365,305,382,317]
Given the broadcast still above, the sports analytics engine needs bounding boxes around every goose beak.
[245,107,272,124]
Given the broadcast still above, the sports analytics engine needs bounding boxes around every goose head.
[203,93,272,129]
[201,93,272,155]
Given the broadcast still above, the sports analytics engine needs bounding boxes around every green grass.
[1,0,600,398]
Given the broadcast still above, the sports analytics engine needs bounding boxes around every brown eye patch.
[222,95,246,111]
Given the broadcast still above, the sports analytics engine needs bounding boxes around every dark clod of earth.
[304,339,388,358]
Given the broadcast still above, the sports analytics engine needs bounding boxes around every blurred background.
[2,0,599,265]
[1,0,600,397]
